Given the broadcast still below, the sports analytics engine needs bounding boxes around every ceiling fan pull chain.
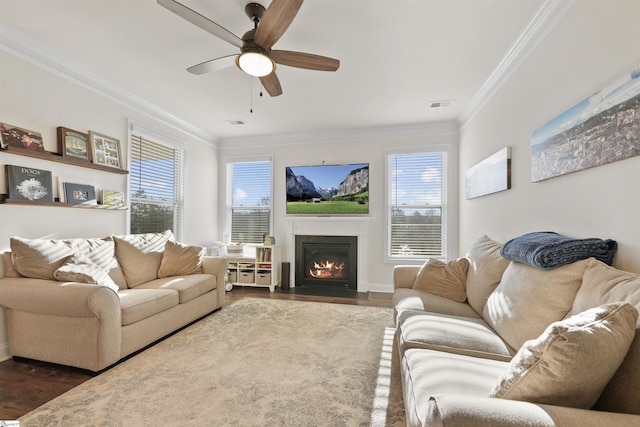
[250,76,254,113]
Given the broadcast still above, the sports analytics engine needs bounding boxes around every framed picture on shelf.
[0,122,45,152]
[101,189,125,207]
[57,127,91,161]
[63,182,97,205]
[89,131,122,169]
[5,164,54,202]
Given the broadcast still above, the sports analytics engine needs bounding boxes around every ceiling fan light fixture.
[236,50,274,77]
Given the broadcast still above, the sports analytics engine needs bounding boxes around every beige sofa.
[394,235,640,427]
[0,230,228,371]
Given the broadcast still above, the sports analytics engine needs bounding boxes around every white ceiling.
[0,0,552,143]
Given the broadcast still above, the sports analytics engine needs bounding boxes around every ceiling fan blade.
[254,0,303,50]
[270,50,340,71]
[260,72,283,97]
[157,0,243,48]
[187,54,237,75]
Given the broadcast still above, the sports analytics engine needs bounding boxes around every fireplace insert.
[295,235,357,290]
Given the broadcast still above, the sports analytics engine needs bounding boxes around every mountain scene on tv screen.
[286,164,369,214]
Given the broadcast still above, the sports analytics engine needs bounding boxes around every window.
[225,158,272,244]
[387,149,447,261]
[129,124,184,239]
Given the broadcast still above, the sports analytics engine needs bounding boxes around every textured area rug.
[20,298,405,426]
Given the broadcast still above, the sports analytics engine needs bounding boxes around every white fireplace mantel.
[284,217,371,290]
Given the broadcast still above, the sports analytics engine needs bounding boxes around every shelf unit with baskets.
[227,245,280,292]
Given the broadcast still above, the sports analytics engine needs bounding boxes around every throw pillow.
[158,241,206,278]
[412,258,469,302]
[483,259,588,350]
[490,303,638,409]
[54,255,119,293]
[465,235,511,315]
[113,230,174,287]
[10,237,74,280]
[569,258,640,415]
[60,238,117,271]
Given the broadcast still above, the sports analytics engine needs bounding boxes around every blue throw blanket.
[500,232,617,270]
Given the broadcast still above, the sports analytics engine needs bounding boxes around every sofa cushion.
[402,348,508,427]
[465,235,510,316]
[10,237,74,280]
[571,259,640,415]
[113,230,174,287]
[490,303,637,409]
[393,288,481,324]
[412,258,469,302]
[397,310,514,361]
[61,238,117,271]
[134,274,216,304]
[483,259,587,350]
[157,241,205,278]
[118,288,179,326]
[54,255,119,293]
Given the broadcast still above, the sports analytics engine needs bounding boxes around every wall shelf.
[0,195,127,209]
[1,146,128,174]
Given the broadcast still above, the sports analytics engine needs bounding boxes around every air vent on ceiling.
[429,99,454,108]
[225,119,245,125]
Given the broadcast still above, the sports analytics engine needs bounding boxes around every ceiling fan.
[157,0,340,97]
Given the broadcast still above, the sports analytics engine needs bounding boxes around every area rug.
[19,298,405,426]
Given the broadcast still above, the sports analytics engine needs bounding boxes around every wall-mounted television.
[286,163,369,215]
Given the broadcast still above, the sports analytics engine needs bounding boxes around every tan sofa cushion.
[10,237,74,280]
[118,288,179,326]
[157,241,205,278]
[54,255,119,293]
[397,310,514,361]
[402,348,508,427]
[490,303,637,409]
[113,230,174,287]
[465,235,510,316]
[393,288,481,324]
[483,260,588,350]
[2,252,23,278]
[571,259,640,415]
[412,258,469,302]
[134,274,216,304]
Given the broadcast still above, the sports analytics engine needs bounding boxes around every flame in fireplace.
[309,260,345,279]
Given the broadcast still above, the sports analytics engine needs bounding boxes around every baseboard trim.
[0,341,11,362]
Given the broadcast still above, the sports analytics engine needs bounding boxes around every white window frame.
[223,155,273,250]
[385,144,454,263]
[128,121,185,240]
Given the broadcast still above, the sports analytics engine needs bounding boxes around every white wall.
[459,0,640,273]
[0,49,220,358]
[218,124,459,292]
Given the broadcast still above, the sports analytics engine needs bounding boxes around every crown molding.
[458,0,575,128]
[218,121,459,149]
[0,24,218,146]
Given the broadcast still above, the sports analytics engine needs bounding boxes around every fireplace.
[295,235,357,290]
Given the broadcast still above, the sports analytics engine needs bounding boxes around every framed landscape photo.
[57,127,91,161]
[63,182,97,205]
[101,189,125,207]
[89,131,122,168]
[0,122,45,152]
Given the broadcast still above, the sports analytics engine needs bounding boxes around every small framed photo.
[101,189,125,207]
[0,122,45,152]
[63,182,97,205]
[89,131,122,168]
[57,127,91,161]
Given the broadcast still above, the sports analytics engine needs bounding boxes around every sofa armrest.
[393,265,421,289]
[202,256,229,307]
[425,393,640,427]
[0,277,120,319]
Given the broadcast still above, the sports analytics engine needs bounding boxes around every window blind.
[388,151,446,259]
[130,132,184,238]
[226,159,272,244]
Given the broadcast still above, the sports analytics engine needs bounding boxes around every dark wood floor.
[0,287,392,420]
